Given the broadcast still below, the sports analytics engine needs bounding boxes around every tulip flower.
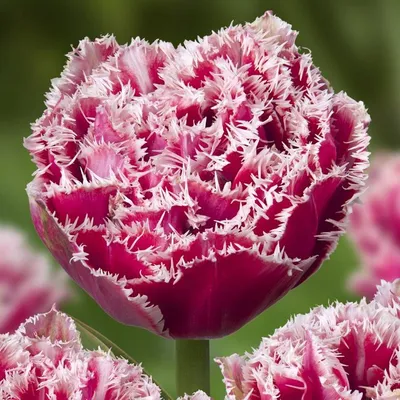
[217,280,400,400]
[0,226,69,333]
[25,11,369,340]
[0,308,162,399]
[348,154,400,298]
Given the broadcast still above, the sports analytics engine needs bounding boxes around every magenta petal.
[273,375,305,399]
[48,186,116,225]
[278,196,318,260]
[337,325,397,390]
[76,229,151,279]
[187,180,241,228]
[330,103,356,162]
[279,177,342,260]
[290,57,310,91]
[319,133,337,173]
[295,177,353,286]
[133,246,306,338]
[121,206,190,235]
[221,151,243,182]
[30,199,165,336]
[73,97,101,137]
[260,110,285,151]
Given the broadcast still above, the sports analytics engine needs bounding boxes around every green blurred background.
[0,0,399,397]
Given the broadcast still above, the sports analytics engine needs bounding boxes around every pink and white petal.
[374,279,400,318]
[0,335,30,381]
[51,36,119,100]
[18,308,78,344]
[177,390,212,400]
[216,354,246,400]
[111,39,174,95]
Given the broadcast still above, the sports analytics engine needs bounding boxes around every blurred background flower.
[348,154,400,298]
[0,225,69,333]
[1,0,399,397]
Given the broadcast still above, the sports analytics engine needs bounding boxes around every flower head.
[348,153,400,298]
[25,12,370,338]
[217,280,400,400]
[0,308,162,399]
[0,225,69,333]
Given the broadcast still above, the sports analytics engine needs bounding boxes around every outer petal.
[19,307,79,343]
[30,198,166,337]
[131,233,313,338]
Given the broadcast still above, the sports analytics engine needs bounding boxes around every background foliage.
[0,0,398,397]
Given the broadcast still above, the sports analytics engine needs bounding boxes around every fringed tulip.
[0,226,69,333]
[348,154,400,298]
[217,280,400,400]
[0,309,161,399]
[25,12,370,338]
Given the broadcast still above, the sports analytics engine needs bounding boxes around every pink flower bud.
[0,308,162,399]
[25,12,370,338]
[178,391,211,400]
[217,280,400,399]
[0,226,69,333]
[348,154,400,298]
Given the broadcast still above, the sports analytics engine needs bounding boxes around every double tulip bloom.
[348,154,400,298]
[218,280,400,399]
[25,12,370,338]
[0,309,162,399]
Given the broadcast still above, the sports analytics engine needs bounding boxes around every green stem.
[176,339,210,396]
